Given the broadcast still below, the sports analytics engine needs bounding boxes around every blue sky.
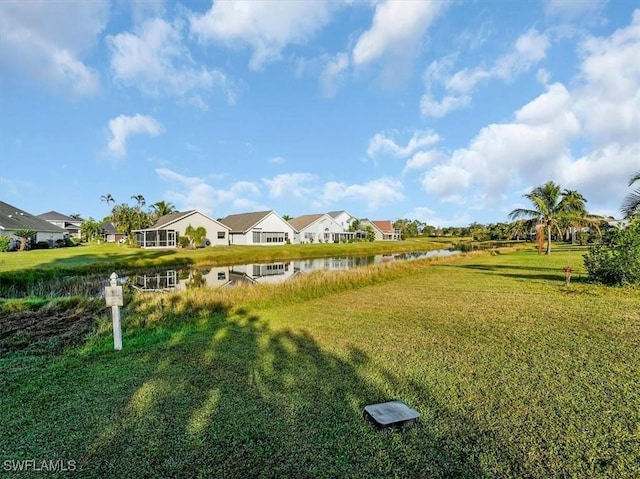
[1,0,638,226]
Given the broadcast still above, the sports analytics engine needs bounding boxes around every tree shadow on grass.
[454,263,589,284]
[1,303,524,478]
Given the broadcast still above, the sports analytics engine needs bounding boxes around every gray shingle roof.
[37,211,83,222]
[219,211,273,233]
[0,201,66,233]
[288,214,324,231]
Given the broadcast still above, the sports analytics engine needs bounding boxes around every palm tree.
[508,181,590,255]
[100,194,115,207]
[149,201,177,221]
[131,195,146,209]
[621,171,640,219]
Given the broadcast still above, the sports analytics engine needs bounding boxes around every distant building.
[0,201,66,248]
[37,211,83,239]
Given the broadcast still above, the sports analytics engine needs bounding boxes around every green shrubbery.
[0,236,10,252]
[583,219,640,285]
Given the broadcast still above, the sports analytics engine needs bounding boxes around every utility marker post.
[105,272,124,350]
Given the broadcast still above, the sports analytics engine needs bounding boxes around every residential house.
[134,210,231,248]
[219,210,294,245]
[288,213,354,243]
[0,201,66,248]
[327,210,358,231]
[37,211,83,238]
[100,222,125,243]
[360,219,401,241]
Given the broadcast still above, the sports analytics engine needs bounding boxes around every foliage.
[621,170,640,219]
[363,225,375,242]
[184,225,207,248]
[583,219,640,285]
[13,229,37,251]
[0,236,11,252]
[80,217,103,242]
[508,181,595,255]
[149,201,177,221]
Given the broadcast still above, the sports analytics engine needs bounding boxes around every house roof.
[287,214,325,231]
[372,220,394,233]
[37,211,83,222]
[100,221,121,234]
[142,210,231,231]
[0,201,67,233]
[219,211,274,233]
[327,210,354,220]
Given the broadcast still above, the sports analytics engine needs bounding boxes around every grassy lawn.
[1,245,638,477]
[0,238,457,274]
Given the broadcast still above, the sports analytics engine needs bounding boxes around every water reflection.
[132,250,458,292]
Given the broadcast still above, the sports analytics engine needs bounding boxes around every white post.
[107,272,123,350]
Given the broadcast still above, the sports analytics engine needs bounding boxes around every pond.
[130,249,460,292]
[1,250,460,298]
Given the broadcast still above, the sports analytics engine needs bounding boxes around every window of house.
[217,231,225,239]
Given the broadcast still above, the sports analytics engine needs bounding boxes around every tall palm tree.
[508,181,589,255]
[100,194,115,207]
[131,195,146,209]
[621,171,640,219]
[149,201,177,221]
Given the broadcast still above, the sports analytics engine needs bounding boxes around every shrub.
[0,236,10,252]
[583,219,640,285]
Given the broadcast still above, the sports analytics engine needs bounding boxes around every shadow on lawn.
[26,305,520,478]
[456,263,588,284]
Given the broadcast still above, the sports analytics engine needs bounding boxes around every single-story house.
[360,219,401,241]
[219,210,295,245]
[100,222,125,243]
[0,201,67,248]
[37,211,83,238]
[134,210,231,248]
[288,213,354,243]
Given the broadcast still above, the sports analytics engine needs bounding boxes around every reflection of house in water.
[134,270,178,291]
[294,256,371,273]
[174,267,232,290]
[229,262,298,285]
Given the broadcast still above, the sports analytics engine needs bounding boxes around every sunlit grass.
[1,245,638,478]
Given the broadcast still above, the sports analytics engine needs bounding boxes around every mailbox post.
[105,272,124,350]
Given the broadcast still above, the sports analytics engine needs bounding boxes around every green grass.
[1,245,638,478]
[0,238,454,274]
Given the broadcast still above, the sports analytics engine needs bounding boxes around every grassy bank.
[1,246,638,477]
[0,238,455,275]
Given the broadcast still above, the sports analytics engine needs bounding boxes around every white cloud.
[107,114,164,157]
[108,18,231,101]
[268,156,285,165]
[367,129,440,158]
[573,10,640,147]
[422,28,550,117]
[262,173,317,199]
[190,1,335,70]
[156,168,263,215]
[403,206,471,228]
[0,0,106,95]
[321,178,404,210]
[320,52,350,98]
[544,0,606,19]
[352,1,445,66]
[419,11,640,215]
[403,150,443,174]
[420,94,471,118]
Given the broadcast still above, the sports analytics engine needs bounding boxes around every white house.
[37,211,84,238]
[288,213,354,243]
[360,219,401,241]
[0,201,66,248]
[134,210,231,248]
[219,211,295,245]
[327,210,358,231]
